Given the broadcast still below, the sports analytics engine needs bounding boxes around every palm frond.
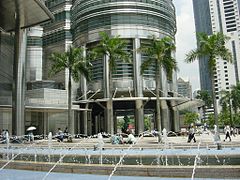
[185,49,200,63]
[48,52,67,76]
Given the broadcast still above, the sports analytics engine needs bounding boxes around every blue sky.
[173,0,200,91]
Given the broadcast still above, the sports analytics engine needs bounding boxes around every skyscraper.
[177,78,192,99]
[0,0,53,135]
[0,0,181,136]
[71,0,178,134]
[192,0,240,105]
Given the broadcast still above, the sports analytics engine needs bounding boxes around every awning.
[172,99,204,110]
[74,96,187,103]
[0,0,54,32]
[0,105,92,112]
[73,96,204,110]
[25,106,92,112]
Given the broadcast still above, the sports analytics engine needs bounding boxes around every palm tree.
[92,32,129,134]
[49,46,91,135]
[196,90,213,121]
[219,90,232,125]
[230,83,240,125]
[139,36,177,138]
[231,83,240,114]
[185,32,232,126]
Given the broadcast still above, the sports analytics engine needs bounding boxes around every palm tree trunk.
[155,63,162,142]
[68,69,73,135]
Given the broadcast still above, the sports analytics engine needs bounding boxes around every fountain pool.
[0,133,240,179]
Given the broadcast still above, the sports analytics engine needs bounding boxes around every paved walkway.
[1,132,239,150]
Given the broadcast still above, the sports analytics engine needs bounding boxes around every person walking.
[187,124,196,143]
[224,125,231,142]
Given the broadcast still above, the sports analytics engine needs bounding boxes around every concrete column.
[87,111,92,135]
[114,111,117,134]
[94,115,98,134]
[106,100,114,134]
[173,108,179,132]
[103,55,110,98]
[133,38,143,97]
[135,99,144,135]
[133,38,144,135]
[83,104,88,135]
[12,2,27,136]
[80,45,88,135]
[43,111,49,138]
[81,45,88,99]
[99,115,104,132]
[103,54,114,134]
[161,100,170,131]
[171,101,180,132]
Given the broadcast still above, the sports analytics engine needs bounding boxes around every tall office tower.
[177,78,192,99]
[0,1,53,135]
[72,0,178,134]
[192,0,240,106]
[38,0,78,134]
[26,26,44,82]
[43,0,72,86]
[0,31,14,131]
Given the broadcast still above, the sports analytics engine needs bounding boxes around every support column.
[83,104,88,135]
[12,1,27,136]
[106,100,114,134]
[94,115,98,134]
[133,38,144,135]
[133,38,143,97]
[43,111,49,138]
[103,54,113,134]
[135,99,144,135]
[87,111,92,135]
[161,100,170,131]
[171,101,180,132]
[114,111,117,134]
[82,45,88,135]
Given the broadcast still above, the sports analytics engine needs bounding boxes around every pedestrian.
[224,125,231,142]
[64,127,68,134]
[230,126,235,137]
[28,131,34,142]
[56,128,64,142]
[126,130,136,144]
[187,124,196,143]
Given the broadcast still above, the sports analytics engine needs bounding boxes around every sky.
[173,0,200,91]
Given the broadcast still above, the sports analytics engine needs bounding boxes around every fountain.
[0,129,240,179]
[213,125,222,150]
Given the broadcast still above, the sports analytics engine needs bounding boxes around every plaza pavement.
[2,132,239,150]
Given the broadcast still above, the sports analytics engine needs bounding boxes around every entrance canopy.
[0,0,54,32]
[73,96,204,110]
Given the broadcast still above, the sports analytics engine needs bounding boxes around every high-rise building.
[177,78,192,99]
[0,31,14,131]
[192,0,240,104]
[0,0,182,136]
[26,26,44,82]
[71,0,179,134]
[0,0,53,135]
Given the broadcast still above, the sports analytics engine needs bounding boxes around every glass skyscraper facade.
[0,0,53,135]
[71,0,178,134]
[192,0,240,108]
[0,32,14,131]
[0,0,179,135]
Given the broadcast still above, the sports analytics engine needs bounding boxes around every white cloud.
[173,0,200,91]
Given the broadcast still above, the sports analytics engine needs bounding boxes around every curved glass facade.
[71,0,176,38]
[72,0,176,90]
[71,0,178,134]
